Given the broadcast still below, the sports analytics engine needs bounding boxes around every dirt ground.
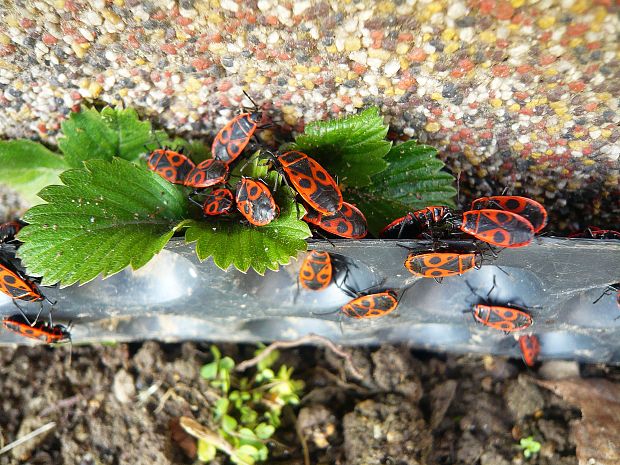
[2,342,618,465]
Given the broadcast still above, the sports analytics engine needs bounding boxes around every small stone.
[395,42,409,55]
[384,59,400,77]
[425,121,441,132]
[113,369,136,404]
[344,37,361,52]
[447,2,467,19]
[538,15,556,29]
[220,0,238,12]
[293,0,310,15]
[82,10,103,26]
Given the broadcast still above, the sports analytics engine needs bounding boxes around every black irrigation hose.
[2,236,619,364]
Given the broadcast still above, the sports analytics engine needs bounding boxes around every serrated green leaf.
[197,440,217,462]
[346,141,457,235]
[290,107,391,187]
[0,140,69,205]
[17,158,189,286]
[184,162,310,274]
[100,107,152,162]
[59,107,152,167]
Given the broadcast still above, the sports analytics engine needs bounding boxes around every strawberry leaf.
[346,141,457,235]
[289,107,391,187]
[17,158,190,286]
[0,140,69,205]
[59,107,152,167]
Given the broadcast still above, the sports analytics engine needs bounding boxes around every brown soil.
[1,342,616,465]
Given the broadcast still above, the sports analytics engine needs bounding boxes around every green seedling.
[519,436,542,459]
[194,345,304,464]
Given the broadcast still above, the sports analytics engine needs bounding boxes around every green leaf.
[290,107,391,187]
[238,428,258,440]
[197,440,217,462]
[222,415,238,434]
[17,158,189,286]
[220,356,236,372]
[200,362,219,380]
[215,398,230,419]
[346,141,457,235]
[0,140,70,205]
[59,107,152,167]
[255,444,269,461]
[184,165,310,275]
[254,423,275,440]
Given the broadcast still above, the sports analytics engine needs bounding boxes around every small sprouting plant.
[191,346,304,465]
[519,436,542,459]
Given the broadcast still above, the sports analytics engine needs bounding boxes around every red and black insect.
[459,209,534,248]
[380,206,454,239]
[197,187,234,216]
[212,95,264,165]
[568,226,620,240]
[341,289,399,319]
[299,250,333,291]
[184,159,229,189]
[2,313,71,344]
[303,202,368,239]
[465,277,534,333]
[264,151,343,215]
[471,196,548,233]
[404,251,482,279]
[235,177,279,226]
[472,303,533,332]
[519,335,540,367]
[147,149,196,185]
[0,220,26,244]
[0,260,46,303]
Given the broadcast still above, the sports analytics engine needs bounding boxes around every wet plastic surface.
[1,237,619,363]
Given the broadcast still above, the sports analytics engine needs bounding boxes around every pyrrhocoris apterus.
[341,289,399,319]
[0,220,26,244]
[212,95,263,165]
[2,313,71,344]
[266,151,343,215]
[404,251,482,279]
[235,177,279,226]
[465,276,535,332]
[184,159,229,189]
[471,196,548,233]
[519,335,540,367]
[304,202,368,239]
[299,250,332,291]
[147,149,196,185]
[0,261,44,303]
[568,226,620,240]
[212,113,262,165]
[201,187,234,216]
[472,304,533,332]
[459,209,534,248]
[380,206,453,239]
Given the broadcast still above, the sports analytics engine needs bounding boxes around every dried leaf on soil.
[535,377,620,465]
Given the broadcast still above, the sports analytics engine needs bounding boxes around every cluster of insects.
[297,193,618,366]
[146,95,368,238]
[1,98,618,370]
[0,220,71,345]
